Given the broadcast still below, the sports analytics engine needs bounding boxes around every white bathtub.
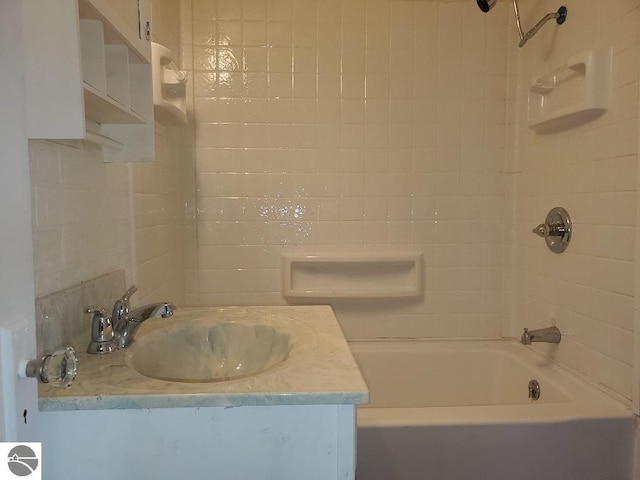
[350,339,635,480]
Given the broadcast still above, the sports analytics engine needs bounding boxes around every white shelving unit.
[22,0,155,162]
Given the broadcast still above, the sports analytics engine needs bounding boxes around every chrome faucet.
[111,285,176,348]
[87,285,176,353]
[114,301,176,348]
[521,326,561,345]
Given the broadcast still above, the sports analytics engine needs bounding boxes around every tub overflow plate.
[528,379,541,401]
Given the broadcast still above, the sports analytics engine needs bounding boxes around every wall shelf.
[282,253,423,300]
[152,42,188,125]
[528,47,612,131]
[23,0,155,162]
[83,83,145,125]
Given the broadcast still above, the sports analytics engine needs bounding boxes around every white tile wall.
[132,0,190,306]
[30,0,186,312]
[185,0,510,339]
[508,0,639,399]
[30,140,133,297]
[132,125,188,306]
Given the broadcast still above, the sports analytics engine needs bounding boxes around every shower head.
[477,0,567,48]
[517,6,568,48]
[476,0,497,13]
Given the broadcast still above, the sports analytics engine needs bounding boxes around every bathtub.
[350,339,635,480]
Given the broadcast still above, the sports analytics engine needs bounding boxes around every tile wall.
[508,0,639,399]
[133,0,189,306]
[131,126,188,306]
[185,0,510,339]
[29,140,133,297]
[30,0,186,311]
[29,132,187,306]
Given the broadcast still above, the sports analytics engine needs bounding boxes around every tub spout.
[521,326,561,345]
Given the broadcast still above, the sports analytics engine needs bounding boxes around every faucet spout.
[129,303,177,321]
[521,326,561,345]
[114,302,176,348]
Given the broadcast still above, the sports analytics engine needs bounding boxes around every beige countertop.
[39,305,369,411]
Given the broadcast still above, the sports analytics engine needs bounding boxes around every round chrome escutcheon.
[528,379,541,401]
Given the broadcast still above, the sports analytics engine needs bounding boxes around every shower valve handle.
[532,223,565,238]
[531,207,572,253]
[532,223,550,237]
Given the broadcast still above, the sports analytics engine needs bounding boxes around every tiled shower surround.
[507,0,638,399]
[29,0,639,403]
[185,0,638,399]
[186,0,509,341]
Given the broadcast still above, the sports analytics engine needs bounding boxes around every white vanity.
[38,306,368,480]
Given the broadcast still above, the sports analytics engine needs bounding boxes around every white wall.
[508,0,639,400]
[132,0,189,305]
[0,0,39,441]
[29,140,133,297]
[30,0,186,308]
[185,0,510,339]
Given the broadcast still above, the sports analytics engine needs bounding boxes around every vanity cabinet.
[40,405,357,479]
[35,305,367,479]
[22,0,155,162]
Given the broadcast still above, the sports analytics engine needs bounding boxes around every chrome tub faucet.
[521,326,561,345]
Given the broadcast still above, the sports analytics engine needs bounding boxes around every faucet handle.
[532,224,550,237]
[112,285,137,325]
[85,306,118,354]
[121,285,138,303]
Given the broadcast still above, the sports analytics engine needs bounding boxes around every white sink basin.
[126,322,290,382]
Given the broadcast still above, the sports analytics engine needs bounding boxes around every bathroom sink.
[126,322,291,382]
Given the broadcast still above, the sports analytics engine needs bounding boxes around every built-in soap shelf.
[152,43,188,125]
[23,0,155,162]
[282,253,423,300]
[528,47,612,131]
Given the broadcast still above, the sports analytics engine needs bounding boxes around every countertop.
[39,306,369,411]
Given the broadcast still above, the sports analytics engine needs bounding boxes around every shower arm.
[512,0,568,48]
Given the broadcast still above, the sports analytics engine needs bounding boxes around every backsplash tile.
[35,270,125,353]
